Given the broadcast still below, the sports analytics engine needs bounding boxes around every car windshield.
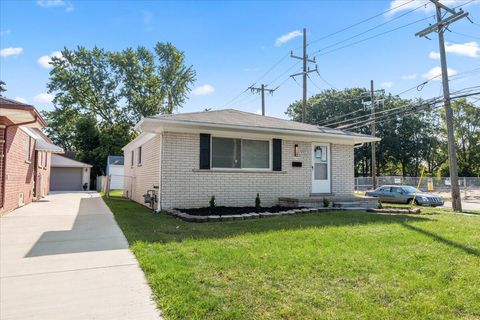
[402,186,420,193]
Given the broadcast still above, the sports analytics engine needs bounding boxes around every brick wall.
[331,144,355,197]
[123,134,161,206]
[0,126,5,209]
[159,132,355,209]
[0,126,36,215]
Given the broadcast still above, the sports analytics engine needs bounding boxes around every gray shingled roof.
[150,109,369,138]
[0,97,33,107]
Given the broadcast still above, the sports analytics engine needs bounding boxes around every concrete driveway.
[0,192,161,320]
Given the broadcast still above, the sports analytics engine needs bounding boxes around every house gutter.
[1,116,39,211]
[139,118,381,144]
[354,143,365,149]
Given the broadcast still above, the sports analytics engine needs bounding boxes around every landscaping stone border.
[367,208,421,214]
[164,207,346,223]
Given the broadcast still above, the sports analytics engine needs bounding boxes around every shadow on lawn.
[401,223,480,257]
[104,196,437,244]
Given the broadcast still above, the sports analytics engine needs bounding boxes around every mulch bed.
[177,206,303,216]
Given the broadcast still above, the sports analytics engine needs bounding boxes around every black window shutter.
[199,133,211,169]
[272,139,282,171]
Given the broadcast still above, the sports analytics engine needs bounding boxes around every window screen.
[212,137,241,168]
[211,137,270,169]
[242,139,269,169]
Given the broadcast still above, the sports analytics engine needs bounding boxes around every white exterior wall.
[159,132,355,210]
[108,165,124,189]
[82,168,90,189]
[123,134,161,206]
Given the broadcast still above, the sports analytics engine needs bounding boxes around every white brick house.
[122,109,379,211]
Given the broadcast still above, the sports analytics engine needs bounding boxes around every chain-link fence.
[355,176,480,193]
[97,174,134,198]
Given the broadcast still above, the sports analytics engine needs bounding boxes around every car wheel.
[409,198,419,206]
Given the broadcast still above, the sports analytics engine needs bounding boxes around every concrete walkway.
[0,192,161,320]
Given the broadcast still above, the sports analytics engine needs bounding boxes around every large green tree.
[439,99,480,176]
[0,80,6,96]
[43,42,196,177]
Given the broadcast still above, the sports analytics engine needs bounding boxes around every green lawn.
[103,192,480,320]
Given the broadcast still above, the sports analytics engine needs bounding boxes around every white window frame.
[210,135,272,171]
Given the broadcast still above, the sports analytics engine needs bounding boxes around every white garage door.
[51,167,83,191]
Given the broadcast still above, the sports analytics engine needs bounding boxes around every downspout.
[157,133,164,212]
[354,143,365,149]
[1,116,38,210]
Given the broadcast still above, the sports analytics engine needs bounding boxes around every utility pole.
[370,80,377,190]
[248,84,276,116]
[415,0,468,212]
[290,28,317,123]
[362,82,383,189]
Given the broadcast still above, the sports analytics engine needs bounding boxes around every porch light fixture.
[294,144,299,157]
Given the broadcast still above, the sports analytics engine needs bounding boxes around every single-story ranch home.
[123,109,379,211]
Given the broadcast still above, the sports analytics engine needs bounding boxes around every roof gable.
[51,154,92,168]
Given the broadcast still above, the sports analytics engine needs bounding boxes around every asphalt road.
[442,199,480,212]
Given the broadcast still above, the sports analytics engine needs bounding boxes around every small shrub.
[378,200,383,209]
[255,193,261,209]
[323,197,330,208]
[209,196,216,209]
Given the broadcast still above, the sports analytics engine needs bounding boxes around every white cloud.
[192,84,215,96]
[422,66,457,80]
[429,51,440,60]
[0,29,11,37]
[446,41,479,58]
[14,97,28,103]
[381,81,393,89]
[37,0,73,12]
[401,73,417,80]
[34,93,54,103]
[275,30,302,47]
[429,42,479,59]
[1,47,23,57]
[37,51,62,69]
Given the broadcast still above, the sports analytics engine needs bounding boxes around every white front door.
[311,144,331,194]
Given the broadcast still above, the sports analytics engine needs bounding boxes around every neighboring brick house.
[0,97,63,215]
[123,109,379,211]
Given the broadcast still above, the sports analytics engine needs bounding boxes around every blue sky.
[1,0,479,119]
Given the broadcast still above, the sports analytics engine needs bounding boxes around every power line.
[218,87,251,109]
[314,16,435,57]
[452,0,476,9]
[325,85,479,129]
[290,28,318,122]
[307,0,418,46]
[248,84,277,116]
[252,53,291,85]
[447,29,480,40]
[310,1,430,56]
[347,91,480,130]
[416,1,471,212]
[445,38,480,46]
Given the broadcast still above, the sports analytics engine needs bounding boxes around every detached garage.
[50,154,92,191]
